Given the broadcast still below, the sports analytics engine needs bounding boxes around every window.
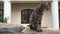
[0,9,3,18]
[21,9,34,24]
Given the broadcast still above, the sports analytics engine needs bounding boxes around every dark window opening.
[0,9,3,19]
[0,9,4,22]
[21,9,34,24]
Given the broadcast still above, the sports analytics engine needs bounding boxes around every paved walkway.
[0,23,60,34]
[20,28,60,34]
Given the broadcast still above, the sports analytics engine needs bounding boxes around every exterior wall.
[59,2,60,9]
[10,0,60,1]
[0,3,3,9]
[1,0,60,1]
[59,0,60,1]
[11,0,41,1]
[10,0,51,1]
[0,0,60,1]
[42,10,52,28]
[10,0,52,3]
[0,0,59,2]
[11,3,39,25]
[0,0,2,1]
[42,0,52,1]
[11,3,52,28]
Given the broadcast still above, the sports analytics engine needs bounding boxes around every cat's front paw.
[37,29,42,32]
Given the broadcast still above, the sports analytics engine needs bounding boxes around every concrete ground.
[0,23,60,34]
[20,27,60,34]
[0,23,21,28]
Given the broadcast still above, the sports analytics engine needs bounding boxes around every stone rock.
[0,26,25,34]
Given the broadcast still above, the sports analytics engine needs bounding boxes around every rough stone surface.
[20,28,60,34]
[0,23,25,34]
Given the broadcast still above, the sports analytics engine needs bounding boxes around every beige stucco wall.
[0,3,3,9]
[1,0,60,1]
[11,0,41,1]
[10,0,60,1]
[10,0,52,1]
[11,3,52,28]
[11,3,39,25]
[0,0,2,1]
[41,10,52,28]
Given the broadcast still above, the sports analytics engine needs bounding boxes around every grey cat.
[29,2,50,32]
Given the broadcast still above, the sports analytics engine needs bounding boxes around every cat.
[29,2,50,32]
